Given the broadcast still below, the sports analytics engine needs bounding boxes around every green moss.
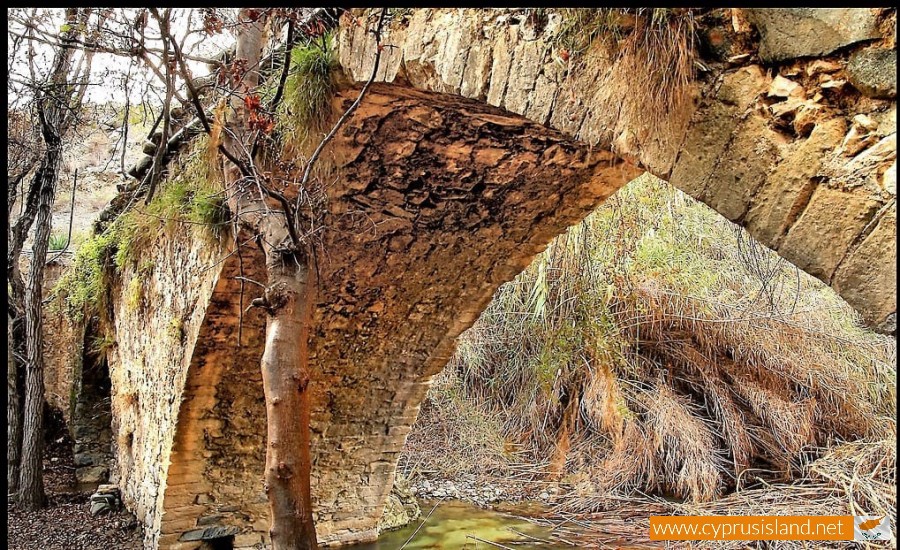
[54,222,123,320]
[167,317,185,344]
[55,136,226,321]
[124,277,143,312]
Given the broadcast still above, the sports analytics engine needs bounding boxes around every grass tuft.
[277,34,338,151]
[48,233,69,251]
[553,9,697,147]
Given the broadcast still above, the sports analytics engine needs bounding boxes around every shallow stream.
[347,500,577,549]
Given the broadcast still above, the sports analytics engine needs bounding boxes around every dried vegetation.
[403,175,896,526]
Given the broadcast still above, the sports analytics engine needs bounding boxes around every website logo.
[855,515,892,541]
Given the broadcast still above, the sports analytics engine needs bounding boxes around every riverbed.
[348,500,577,549]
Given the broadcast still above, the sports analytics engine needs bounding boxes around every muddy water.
[348,500,576,549]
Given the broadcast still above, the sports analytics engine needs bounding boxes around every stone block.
[747,8,880,62]
[779,186,881,281]
[179,525,240,542]
[833,208,897,332]
[847,48,897,99]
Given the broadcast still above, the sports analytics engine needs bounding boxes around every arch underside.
[159,83,637,548]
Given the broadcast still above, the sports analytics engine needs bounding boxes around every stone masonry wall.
[150,83,638,548]
[106,226,226,549]
[338,8,897,332]
[42,261,82,424]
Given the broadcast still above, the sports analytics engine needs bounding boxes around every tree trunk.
[260,249,318,549]
[18,140,62,510]
[8,310,20,499]
[11,7,85,510]
[220,10,319,548]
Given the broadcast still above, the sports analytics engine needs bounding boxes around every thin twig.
[399,497,444,550]
[465,535,516,549]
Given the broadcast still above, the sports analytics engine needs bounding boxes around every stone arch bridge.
[92,9,894,549]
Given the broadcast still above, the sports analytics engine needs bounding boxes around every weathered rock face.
[42,262,82,423]
[376,476,420,534]
[746,8,882,62]
[91,7,896,550]
[847,48,898,99]
[42,263,113,487]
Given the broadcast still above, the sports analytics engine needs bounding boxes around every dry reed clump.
[666,439,896,549]
[404,174,896,510]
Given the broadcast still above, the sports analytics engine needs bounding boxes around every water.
[348,500,575,549]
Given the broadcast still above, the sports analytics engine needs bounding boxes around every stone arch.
[156,83,638,548]
[130,9,896,548]
[155,75,894,546]
[339,8,897,333]
[156,247,268,549]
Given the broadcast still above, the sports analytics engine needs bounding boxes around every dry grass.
[664,439,896,549]
[402,174,896,514]
[554,8,697,148]
[400,368,512,480]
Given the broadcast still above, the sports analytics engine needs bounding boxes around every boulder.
[847,48,897,99]
[377,475,421,534]
[89,484,121,516]
[747,9,880,62]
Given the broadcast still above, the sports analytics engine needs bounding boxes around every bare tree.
[6,110,43,499]
[7,7,97,509]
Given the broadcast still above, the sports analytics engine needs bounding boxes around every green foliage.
[48,233,69,251]
[54,219,130,320]
[142,135,229,237]
[89,332,116,356]
[277,34,338,147]
[55,136,226,321]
